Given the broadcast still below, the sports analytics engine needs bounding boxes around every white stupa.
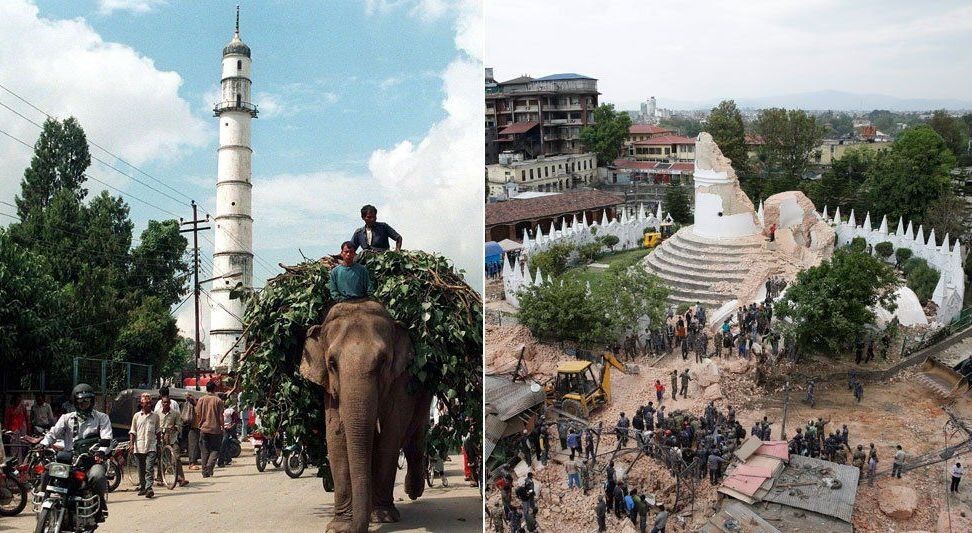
[644,133,836,309]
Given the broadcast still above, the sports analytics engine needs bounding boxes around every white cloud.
[97,0,166,15]
[365,0,452,21]
[486,0,972,102]
[0,0,210,209]
[379,76,402,90]
[254,92,287,119]
[367,0,483,289]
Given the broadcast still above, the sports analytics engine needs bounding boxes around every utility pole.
[180,201,210,389]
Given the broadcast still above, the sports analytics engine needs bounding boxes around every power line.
[0,83,195,204]
[200,286,244,323]
[0,85,278,280]
[0,126,182,219]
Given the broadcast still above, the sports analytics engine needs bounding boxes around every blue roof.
[485,241,504,257]
[534,73,595,81]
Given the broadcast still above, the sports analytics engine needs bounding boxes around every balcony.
[513,106,539,112]
[546,118,583,125]
[213,101,259,117]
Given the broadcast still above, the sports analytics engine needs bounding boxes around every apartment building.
[486,152,597,197]
[485,70,599,164]
[629,134,696,162]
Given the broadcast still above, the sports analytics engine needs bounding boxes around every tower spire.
[235,5,240,35]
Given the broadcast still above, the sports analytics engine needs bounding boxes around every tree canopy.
[774,248,897,356]
[580,103,632,166]
[2,117,190,389]
[753,108,826,198]
[707,100,752,184]
[664,185,692,224]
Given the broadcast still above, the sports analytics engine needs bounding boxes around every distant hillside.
[616,90,972,112]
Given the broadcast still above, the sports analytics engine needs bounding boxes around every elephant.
[299,299,433,533]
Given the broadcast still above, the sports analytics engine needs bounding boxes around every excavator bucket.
[918,357,971,399]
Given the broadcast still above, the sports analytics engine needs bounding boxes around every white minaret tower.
[210,6,257,371]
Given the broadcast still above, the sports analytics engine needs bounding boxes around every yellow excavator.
[546,351,628,419]
[643,221,674,249]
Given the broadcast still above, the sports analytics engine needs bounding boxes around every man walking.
[951,462,964,493]
[183,392,201,470]
[595,495,607,532]
[892,445,905,478]
[679,369,691,399]
[651,505,669,533]
[159,397,189,486]
[670,370,678,401]
[196,381,225,477]
[218,397,239,467]
[566,456,580,489]
[129,392,160,499]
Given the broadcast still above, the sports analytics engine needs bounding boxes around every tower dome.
[222,6,251,57]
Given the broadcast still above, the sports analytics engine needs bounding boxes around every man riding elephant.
[300,297,433,533]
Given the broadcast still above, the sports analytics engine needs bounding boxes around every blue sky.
[0,0,484,346]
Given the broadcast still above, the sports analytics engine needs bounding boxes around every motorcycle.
[0,456,28,516]
[251,432,282,472]
[283,441,308,479]
[33,440,110,532]
[102,441,125,493]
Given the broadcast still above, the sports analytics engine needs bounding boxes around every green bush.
[849,237,867,252]
[578,241,604,263]
[875,241,894,259]
[601,234,620,251]
[895,247,913,265]
[529,242,574,278]
[907,262,940,304]
[643,226,654,235]
[901,256,928,276]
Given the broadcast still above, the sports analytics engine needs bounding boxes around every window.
[521,170,526,181]
[236,94,242,107]
[545,167,549,178]
[237,60,242,70]
[529,169,534,179]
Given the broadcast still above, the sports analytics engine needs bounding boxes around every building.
[485,189,623,242]
[627,124,675,143]
[814,138,890,165]
[486,152,597,197]
[210,9,257,371]
[485,71,599,163]
[629,134,696,162]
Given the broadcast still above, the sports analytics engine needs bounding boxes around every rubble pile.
[485,324,563,377]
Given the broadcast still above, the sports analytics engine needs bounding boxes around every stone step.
[646,262,735,291]
[653,245,760,270]
[663,238,765,260]
[667,293,729,308]
[677,228,767,247]
[650,273,731,299]
[648,249,750,281]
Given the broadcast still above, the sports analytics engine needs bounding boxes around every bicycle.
[426,453,448,487]
[126,431,179,491]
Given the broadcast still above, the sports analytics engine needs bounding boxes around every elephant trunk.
[341,381,379,533]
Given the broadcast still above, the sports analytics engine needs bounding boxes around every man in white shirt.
[218,400,239,467]
[153,386,180,416]
[130,392,160,498]
[951,462,964,493]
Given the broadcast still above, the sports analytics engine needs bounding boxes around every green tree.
[862,125,954,225]
[707,100,752,180]
[578,241,603,263]
[817,111,854,137]
[927,110,968,159]
[753,108,826,197]
[774,248,897,355]
[115,296,181,373]
[601,234,620,252]
[923,190,972,247]
[528,242,574,278]
[660,117,704,137]
[808,147,875,212]
[664,185,692,224]
[0,230,71,386]
[518,266,668,345]
[874,242,894,259]
[130,220,190,307]
[580,104,632,165]
[14,117,90,223]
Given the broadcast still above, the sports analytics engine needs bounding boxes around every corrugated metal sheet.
[702,501,781,533]
[734,436,763,461]
[762,455,859,523]
[484,375,546,421]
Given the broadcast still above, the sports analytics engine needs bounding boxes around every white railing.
[502,203,667,307]
[820,206,966,325]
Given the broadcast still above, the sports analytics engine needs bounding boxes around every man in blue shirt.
[351,204,402,252]
[328,241,374,301]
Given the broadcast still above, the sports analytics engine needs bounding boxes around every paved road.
[1,449,481,532]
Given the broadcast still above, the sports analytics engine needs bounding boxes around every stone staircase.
[643,227,768,309]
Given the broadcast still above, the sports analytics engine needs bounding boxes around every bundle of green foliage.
[895,247,913,265]
[774,248,897,355]
[849,237,867,253]
[528,242,574,278]
[235,251,482,461]
[875,241,894,259]
[517,263,668,346]
[601,234,620,252]
[901,257,940,304]
[664,185,692,224]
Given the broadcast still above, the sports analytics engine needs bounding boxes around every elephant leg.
[403,390,434,500]
[324,396,353,533]
[371,376,415,523]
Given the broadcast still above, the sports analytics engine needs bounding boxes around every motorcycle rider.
[36,383,112,522]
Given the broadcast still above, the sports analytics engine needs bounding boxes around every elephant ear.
[385,323,413,381]
[299,324,328,388]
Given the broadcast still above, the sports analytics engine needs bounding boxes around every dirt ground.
[2,449,481,533]
[486,324,972,532]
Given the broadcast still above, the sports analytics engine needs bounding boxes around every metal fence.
[72,358,153,393]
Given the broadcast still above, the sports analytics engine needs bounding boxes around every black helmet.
[72,383,95,405]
